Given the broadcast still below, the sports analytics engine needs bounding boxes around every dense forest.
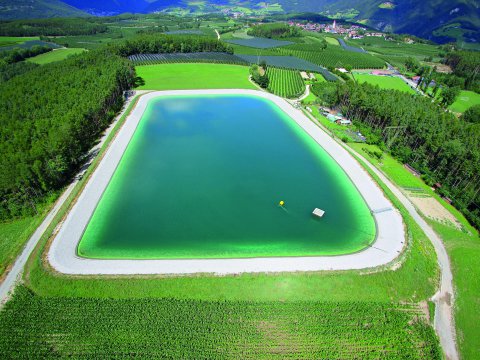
[0,62,39,83]
[0,18,108,36]
[0,50,134,219]
[313,82,480,229]
[247,23,301,38]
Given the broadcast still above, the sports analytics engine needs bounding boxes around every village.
[288,20,384,39]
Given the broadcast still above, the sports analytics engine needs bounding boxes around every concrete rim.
[48,89,405,275]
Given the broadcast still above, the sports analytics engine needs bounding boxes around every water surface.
[78,95,375,259]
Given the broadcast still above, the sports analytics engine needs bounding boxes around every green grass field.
[26,48,86,64]
[449,90,480,113]
[353,74,416,94]
[135,63,256,90]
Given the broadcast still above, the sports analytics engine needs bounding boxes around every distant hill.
[0,0,88,20]
[0,0,478,45]
[62,0,149,16]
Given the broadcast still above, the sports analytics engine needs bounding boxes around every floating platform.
[312,208,325,218]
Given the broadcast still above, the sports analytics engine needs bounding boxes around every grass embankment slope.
[449,90,480,113]
[27,48,86,65]
[353,73,417,94]
[135,63,256,90]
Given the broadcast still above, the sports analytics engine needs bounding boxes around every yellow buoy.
[279,200,285,206]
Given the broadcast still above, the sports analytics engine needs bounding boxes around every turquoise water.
[78,95,376,259]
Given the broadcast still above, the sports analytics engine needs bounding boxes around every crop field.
[449,90,480,113]
[353,74,417,94]
[348,37,442,66]
[128,52,248,66]
[135,63,255,90]
[226,37,294,49]
[236,55,337,81]
[0,287,440,359]
[26,48,86,64]
[278,44,386,69]
[267,68,305,98]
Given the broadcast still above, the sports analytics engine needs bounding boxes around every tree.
[462,105,480,124]
[320,39,327,50]
[249,64,269,89]
[405,57,420,72]
[440,86,460,107]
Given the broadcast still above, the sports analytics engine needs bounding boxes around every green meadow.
[135,63,256,90]
[449,90,480,113]
[353,73,417,94]
[27,48,86,64]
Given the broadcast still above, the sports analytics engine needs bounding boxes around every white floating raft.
[312,208,325,218]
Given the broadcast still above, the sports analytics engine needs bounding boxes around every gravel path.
[48,90,405,275]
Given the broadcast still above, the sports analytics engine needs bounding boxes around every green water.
[78,95,375,259]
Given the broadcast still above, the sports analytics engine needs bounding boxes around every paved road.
[0,92,144,306]
[304,111,458,360]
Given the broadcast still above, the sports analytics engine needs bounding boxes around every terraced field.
[267,68,305,98]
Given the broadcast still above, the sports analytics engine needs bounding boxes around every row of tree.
[247,23,301,38]
[314,81,480,229]
[0,49,134,220]
[108,34,233,58]
[0,45,52,64]
[0,18,108,37]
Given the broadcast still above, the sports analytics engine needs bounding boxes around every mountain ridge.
[0,0,88,20]
[0,0,478,44]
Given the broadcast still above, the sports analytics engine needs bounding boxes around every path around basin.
[49,89,405,275]
[302,109,458,360]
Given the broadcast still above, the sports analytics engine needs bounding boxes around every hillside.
[0,0,88,20]
[0,0,478,44]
